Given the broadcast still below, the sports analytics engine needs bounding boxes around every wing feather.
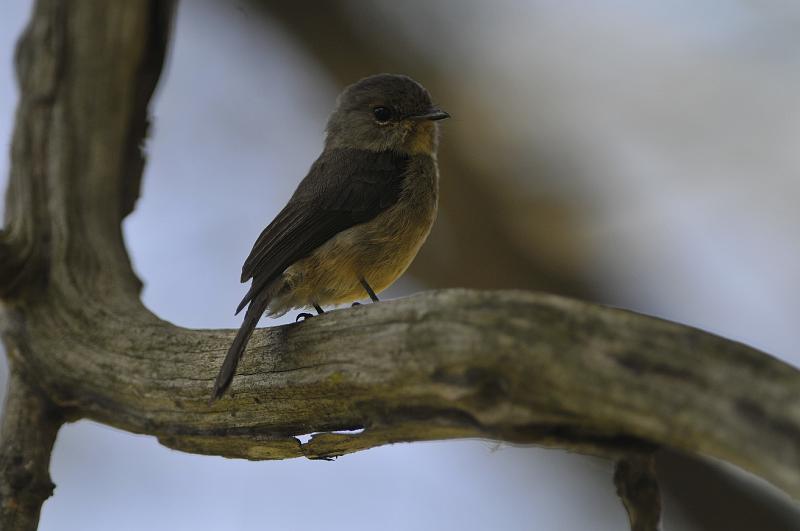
[235,148,410,314]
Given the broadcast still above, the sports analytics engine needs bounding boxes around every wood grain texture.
[1,1,799,530]
[0,367,63,531]
[13,286,800,496]
[1,1,173,528]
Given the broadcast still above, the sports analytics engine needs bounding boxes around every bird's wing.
[235,148,410,314]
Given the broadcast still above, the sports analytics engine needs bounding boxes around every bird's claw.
[296,312,313,322]
[351,302,361,307]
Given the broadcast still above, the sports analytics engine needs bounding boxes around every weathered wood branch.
[2,1,800,529]
[0,365,63,530]
[1,0,173,528]
[10,284,800,491]
[615,454,662,531]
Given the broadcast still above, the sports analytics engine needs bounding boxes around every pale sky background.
[1,1,799,530]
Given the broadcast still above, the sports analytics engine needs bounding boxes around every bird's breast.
[348,154,439,280]
[272,155,439,311]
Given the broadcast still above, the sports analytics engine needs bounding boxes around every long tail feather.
[211,292,270,401]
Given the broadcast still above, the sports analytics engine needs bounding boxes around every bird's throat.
[404,121,438,156]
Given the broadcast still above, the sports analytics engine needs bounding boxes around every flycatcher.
[212,74,448,400]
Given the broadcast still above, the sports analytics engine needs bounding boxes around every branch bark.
[1,0,173,527]
[11,284,800,492]
[2,0,800,529]
[615,454,662,531]
[0,365,63,531]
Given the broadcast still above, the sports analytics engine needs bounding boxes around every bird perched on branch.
[212,74,449,400]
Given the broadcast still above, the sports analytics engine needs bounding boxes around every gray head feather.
[325,74,440,153]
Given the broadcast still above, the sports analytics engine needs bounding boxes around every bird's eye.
[372,106,392,123]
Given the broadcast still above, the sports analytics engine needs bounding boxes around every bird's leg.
[313,303,325,315]
[359,277,380,303]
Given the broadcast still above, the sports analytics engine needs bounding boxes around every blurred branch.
[615,454,662,531]
[0,231,44,300]
[3,1,800,530]
[0,231,20,296]
[257,1,595,298]
[656,450,800,530]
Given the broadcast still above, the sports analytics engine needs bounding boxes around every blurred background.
[2,1,800,529]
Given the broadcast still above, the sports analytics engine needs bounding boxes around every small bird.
[212,74,448,400]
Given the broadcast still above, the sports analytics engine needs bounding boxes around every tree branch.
[10,285,799,497]
[2,1,799,529]
[0,364,64,531]
[615,454,662,531]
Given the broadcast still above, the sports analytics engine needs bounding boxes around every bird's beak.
[409,108,450,121]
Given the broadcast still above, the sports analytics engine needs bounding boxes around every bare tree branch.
[2,1,799,529]
[615,454,662,531]
[0,365,63,531]
[10,280,798,497]
[1,0,173,527]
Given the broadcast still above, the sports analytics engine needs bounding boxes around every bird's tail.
[211,290,271,401]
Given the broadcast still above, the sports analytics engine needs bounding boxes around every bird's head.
[325,74,449,155]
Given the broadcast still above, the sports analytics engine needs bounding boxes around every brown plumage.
[212,74,448,400]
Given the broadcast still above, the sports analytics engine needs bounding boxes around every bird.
[211,73,449,400]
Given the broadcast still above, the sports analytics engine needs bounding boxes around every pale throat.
[403,121,438,155]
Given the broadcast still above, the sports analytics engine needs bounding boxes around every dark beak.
[410,108,450,121]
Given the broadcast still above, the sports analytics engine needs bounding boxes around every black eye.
[372,106,392,123]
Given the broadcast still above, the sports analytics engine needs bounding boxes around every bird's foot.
[351,302,361,307]
[296,312,313,322]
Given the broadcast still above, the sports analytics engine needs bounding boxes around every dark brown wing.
[235,148,410,314]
